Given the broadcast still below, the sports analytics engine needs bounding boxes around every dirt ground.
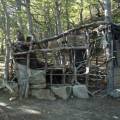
[0,91,120,120]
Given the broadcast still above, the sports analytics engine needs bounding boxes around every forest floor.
[0,90,120,120]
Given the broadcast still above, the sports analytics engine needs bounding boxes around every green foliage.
[0,0,119,43]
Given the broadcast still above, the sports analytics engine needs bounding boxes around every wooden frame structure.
[12,21,108,98]
[13,35,89,86]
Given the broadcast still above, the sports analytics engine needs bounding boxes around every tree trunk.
[1,0,11,82]
[104,0,114,93]
[43,5,52,37]
[65,0,70,29]
[55,0,62,34]
[16,0,23,31]
[1,38,4,54]
[26,0,33,34]
[80,0,84,24]
[89,5,93,20]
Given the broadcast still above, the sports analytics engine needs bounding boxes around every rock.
[73,85,89,99]
[31,89,56,100]
[109,89,120,98]
[30,69,46,88]
[112,115,119,119]
[51,86,72,100]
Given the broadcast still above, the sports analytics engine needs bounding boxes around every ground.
[0,91,120,120]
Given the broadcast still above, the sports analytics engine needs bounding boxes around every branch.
[35,21,108,44]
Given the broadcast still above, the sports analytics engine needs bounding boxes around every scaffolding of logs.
[10,21,107,98]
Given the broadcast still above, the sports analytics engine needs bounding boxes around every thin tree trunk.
[104,0,114,93]
[16,0,23,31]
[1,37,4,54]
[1,0,11,82]
[80,0,84,24]
[44,5,52,37]
[89,5,93,20]
[0,0,14,93]
[55,0,62,34]
[26,0,33,34]
[65,0,70,29]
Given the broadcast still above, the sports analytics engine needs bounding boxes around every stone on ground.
[73,85,89,99]
[109,89,120,98]
[30,69,46,89]
[31,89,56,100]
[51,86,72,100]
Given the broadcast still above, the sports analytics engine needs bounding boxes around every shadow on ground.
[0,91,120,120]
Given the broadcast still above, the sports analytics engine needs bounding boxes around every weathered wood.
[103,0,114,93]
[25,41,33,98]
[85,29,90,88]
[35,21,108,44]
[15,63,27,98]
[13,46,87,55]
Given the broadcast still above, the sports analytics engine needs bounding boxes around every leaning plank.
[25,41,33,98]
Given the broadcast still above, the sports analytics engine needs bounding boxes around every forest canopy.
[0,0,119,51]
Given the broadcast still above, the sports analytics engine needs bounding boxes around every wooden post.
[44,51,48,70]
[25,53,30,98]
[62,68,66,84]
[95,39,99,89]
[50,70,53,86]
[25,40,33,98]
[73,49,77,83]
[85,29,90,88]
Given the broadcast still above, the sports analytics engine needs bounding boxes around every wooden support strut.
[25,40,33,98]
[85,29,90,88]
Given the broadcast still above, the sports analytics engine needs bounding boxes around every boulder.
[31,89,56,100]
[30,69,46,84]
[73,85,89,99]
[109,89,120,98]
[51,86,72,100]
[29,69,46,88]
